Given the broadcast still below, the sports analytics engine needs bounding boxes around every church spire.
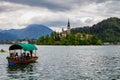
[67,19,71,34]
[67,19,70,28]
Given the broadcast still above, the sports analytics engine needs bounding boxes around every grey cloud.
[0,7,5,12]
[1,0,73,11]
[106,1,120,13]
[0,1,25,12]
[96,0,120,16]
[44,21,67,27]
[0,0,97,12]
[0,5,17,12]
[1,0,120,12]
[95,0,108,3]
[0,0,120,30]
[85,18,94,23]
[95,0,119,3]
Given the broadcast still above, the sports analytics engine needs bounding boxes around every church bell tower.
[67,19,71,34]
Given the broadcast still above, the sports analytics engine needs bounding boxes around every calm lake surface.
[0,45,120,80]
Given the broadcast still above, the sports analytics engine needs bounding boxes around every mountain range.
[71,17,120,42]
[0,24,53,40]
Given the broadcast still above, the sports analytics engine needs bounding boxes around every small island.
[36,20,103,45]
[37,17,120,45]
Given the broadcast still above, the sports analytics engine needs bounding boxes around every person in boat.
[23,52,26,57]
[15,52,19,60]
[10,53,14,57]
[23,52,26,60]
[26,53,30,59]
[20,53,24,61]
[10,53,17,60]
[10,53,15,59]
[15,52,18,56]
[30,50,33,57]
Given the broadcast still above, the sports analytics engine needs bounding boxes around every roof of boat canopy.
[9,44,38,51]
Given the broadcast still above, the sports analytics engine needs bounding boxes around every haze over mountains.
[0,24,53,40]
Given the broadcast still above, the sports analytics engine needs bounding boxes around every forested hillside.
[71,17,120,42]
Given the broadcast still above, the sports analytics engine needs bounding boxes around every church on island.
[61,19,92,39]
[36,19,103,45]
[61,20,71,37]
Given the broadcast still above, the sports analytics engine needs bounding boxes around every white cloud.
[0,1,70,29]
[0,1,63,29]
[0,0,120,30]
[49,27,62,32]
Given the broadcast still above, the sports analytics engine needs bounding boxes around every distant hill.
[0,24,53,40]
[71,17,120,42]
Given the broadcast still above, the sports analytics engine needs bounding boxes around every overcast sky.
[0,0,120,31]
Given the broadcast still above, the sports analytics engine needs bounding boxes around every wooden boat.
[6,43,38,66]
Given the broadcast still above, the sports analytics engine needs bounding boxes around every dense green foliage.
[71,17,120,42]
[36,32,103,45]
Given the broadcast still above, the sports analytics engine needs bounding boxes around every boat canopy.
[9,44,38,51]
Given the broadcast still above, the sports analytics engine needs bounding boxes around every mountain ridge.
[0,24,53,40]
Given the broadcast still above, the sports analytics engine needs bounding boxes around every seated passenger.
[23,52,26,60]
[15,53,19,60]
[20,53,24,61]
[30,50,33,57]
[15,53,18,57]
[10,53,13,57]
[26,53,30,59]
[10,53,14,60]
[23,52,26,57]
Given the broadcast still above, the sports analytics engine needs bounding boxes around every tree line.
[36,32,103,45]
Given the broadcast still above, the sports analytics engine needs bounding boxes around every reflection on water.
[0,45,120,80]
[7,62,39,80]
[8,62,35,71]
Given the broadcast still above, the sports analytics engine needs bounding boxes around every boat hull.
[7,57,38,66]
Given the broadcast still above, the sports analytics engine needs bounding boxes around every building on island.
[61,19,71,37]
[66,19,71,34]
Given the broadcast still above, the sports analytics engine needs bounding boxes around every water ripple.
[0,45,120,80]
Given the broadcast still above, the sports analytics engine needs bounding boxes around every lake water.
[0,45,120,80]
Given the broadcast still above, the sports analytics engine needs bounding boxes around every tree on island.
[36,32,103,45]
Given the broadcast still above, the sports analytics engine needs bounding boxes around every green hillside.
[71,17,120,42]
